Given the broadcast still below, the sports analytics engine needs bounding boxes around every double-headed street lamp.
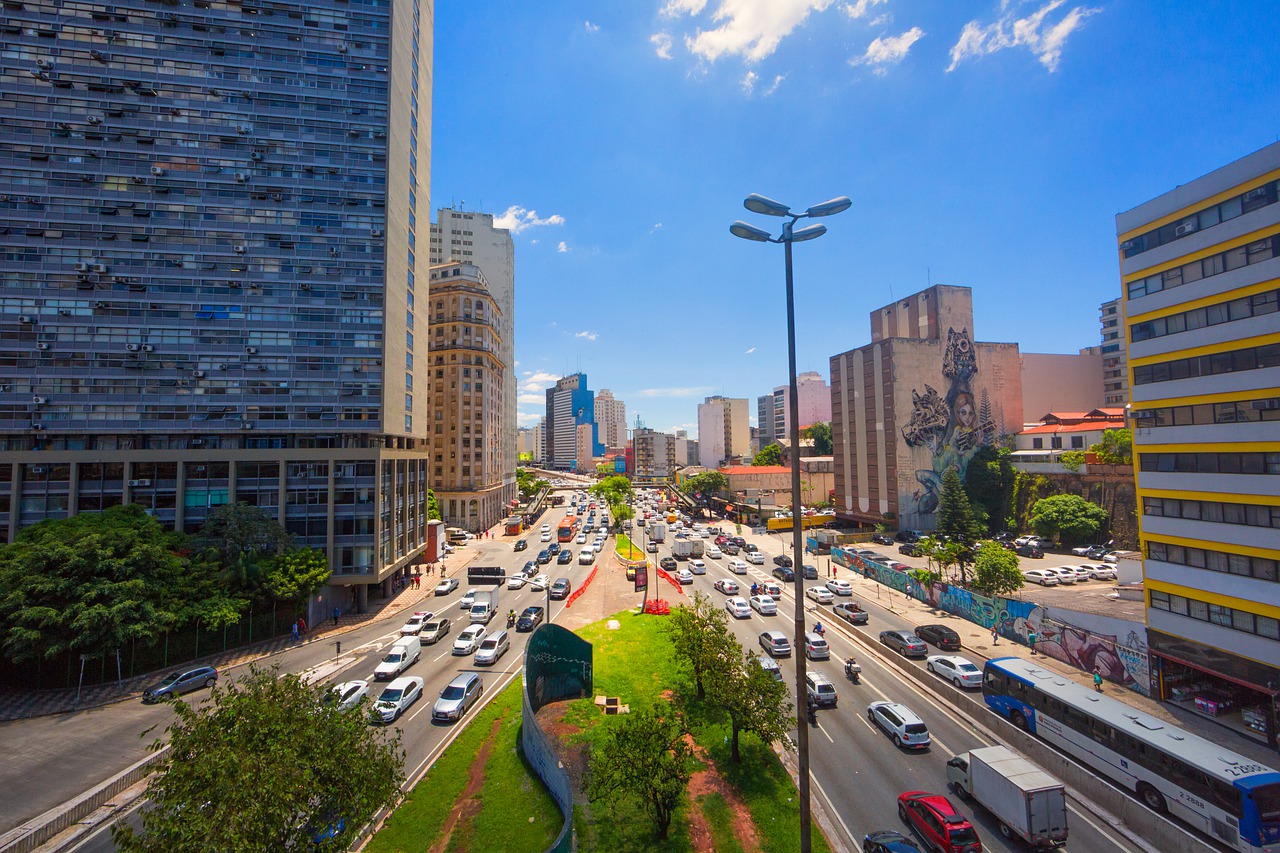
[731,192,850,853]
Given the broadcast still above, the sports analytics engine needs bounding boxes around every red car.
[897,791,982,853]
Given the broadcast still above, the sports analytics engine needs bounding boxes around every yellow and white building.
[1119,141,1280,749]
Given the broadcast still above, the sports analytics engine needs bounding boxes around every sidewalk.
[0,549,483,723]
[840,566,1280,767]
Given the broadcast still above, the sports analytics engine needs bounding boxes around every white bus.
[982,657,1280,853]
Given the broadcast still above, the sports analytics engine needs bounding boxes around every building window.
[1071,436,1085,449]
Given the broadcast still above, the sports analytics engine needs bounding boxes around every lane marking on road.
[813,719,834,743]
[810,773,862,853]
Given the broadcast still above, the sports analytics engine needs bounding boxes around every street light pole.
[731,193,850,853]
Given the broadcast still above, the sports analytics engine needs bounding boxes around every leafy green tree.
[262,547,331,606]
[426,488,441,521]
[591,476,635,531]
[938,468,983,543]
[113,667,403,852]
[1029,494,1109,547]
[707,647,794,763]
[679,471,728,497]
[197,503,292,566]
[0,505,203,665]
[665,592,734,700]
[752,443,783,467]
[963,445,1017,533]
[1058,450,1086,472]
[970,542,1025,597]
[1090,428,1133,465]
[516,468,550,500]
[802,422,833,456]
[587,702,693,842]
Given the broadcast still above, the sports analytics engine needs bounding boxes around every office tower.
[829,285,1022,530]
[757,371,832,444]
[1120,142,1280,745]
[0,0,432,614]
[1100,298,1129,406]
[427,261,506,533]
[594,389,627,449]
[697,396,750,468]
[544,372,601,471]
[429,208,516,512]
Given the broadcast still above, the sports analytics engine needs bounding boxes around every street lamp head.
[804,196,853,218]
[743,194,791,217]
[790,222,827,243]
[730,220,774,242]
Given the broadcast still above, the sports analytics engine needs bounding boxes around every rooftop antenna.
[927,266,931,288]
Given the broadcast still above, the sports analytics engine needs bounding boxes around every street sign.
[468,565,507,586]
[634,565,648,592]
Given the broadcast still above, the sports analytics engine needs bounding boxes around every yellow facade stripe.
[1125,277,1279,323]
[1117,167,1280,242]
[1134,441,1280,453]
[1128,331,1280,367]
[1139,487,1280,507]
[1143,531,1280,560]
[1129,389,1280,408]
[1120,224,1280,285]
[1145,579,1280,620]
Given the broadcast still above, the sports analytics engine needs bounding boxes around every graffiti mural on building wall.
[832,547,1151,694]
[900,327,1001,517]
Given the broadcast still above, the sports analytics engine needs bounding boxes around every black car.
[871,533,895,546]
[772,566,795,582]
[914,624,962,651]
[514,539,528,552]
[773,554,793,568]
[547,542,561,555]
[549,578,572,600]
[536,549,553,565]
[863,830,923,853]
[1015,543,1044,558]
[722,543,740,556]
[730,536,746,547]
[516,605,544,632]
[898,543,919,556]
[660,556,677,571]
[556,550,573,564]
[895,530,921,543]
[521,560,538,577]
[801,563,818,580]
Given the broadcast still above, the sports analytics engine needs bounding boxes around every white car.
[725,596,751,619]
[926,655,983,688]
[713,578,740,595]
[459,589,478,609]
[674,568,694,584]
[529,573,550,590]
[540,531,552,542]
[1063,565,1096,582]
[826,579,852,596]
[1084,563,1116,580]
[805,586,833,604]
[399,610,432,636]
[1023,569,1060,586]
[728,559,749,575]
[452,625,487,655]
[1102,553,1119,564]
[434,578,459,595]
[507,574,527,590]
[705,546,722,559]
[371,676,423,723]
[1044,567,1077,585]
[576,533,587,544]
[746,552,765,565]
[327,680,370,712]
[749,594,777,615]
[541,523,551,533]
[689,559,707,575]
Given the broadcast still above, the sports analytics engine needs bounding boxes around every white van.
[374,637,421,680]
[578,546,595,565]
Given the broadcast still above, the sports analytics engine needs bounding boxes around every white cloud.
[842,0,886,19]
[493,205,566,235]
[575,330,599,341]
[522,370,533,376]
[519,370,560,393]
[851,26,924,74]
[651,31,674,59]
[744,346,756,354]
[673,0,838,63]
[517,411,542,426]
[741,70,758,93]
[637,386,716,398]
[763,73,784,95]
[947,0,1099,73]
[557,241,569,253]
[584,20,600,33]
[517,392,545,405]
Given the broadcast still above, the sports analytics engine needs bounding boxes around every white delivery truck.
[946,746,1068,848]
[469,589,498,625]
[650,522,667,543]
[689,538,704,559]
[672,538,692,561]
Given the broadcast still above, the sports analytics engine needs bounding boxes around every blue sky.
[430,1,1280,439]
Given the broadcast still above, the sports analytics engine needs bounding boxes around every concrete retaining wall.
[521,683,575,853]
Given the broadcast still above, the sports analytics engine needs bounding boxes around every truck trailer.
[946,746,1067,848]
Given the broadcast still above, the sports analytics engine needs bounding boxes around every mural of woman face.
[954,392,976,429]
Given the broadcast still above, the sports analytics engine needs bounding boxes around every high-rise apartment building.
[1120,142,1280,747]
[0,0,432,615]
[1099,298,1130,406]
[545,373,601,471]
[697,396,750,469]
[427,262,506,533]
[673,429,698,468]
[633,428,677,478]
[594,389,627,449]
[757,371,832,444]
[429,208,516,513]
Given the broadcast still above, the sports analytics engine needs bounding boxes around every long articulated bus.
[982,657,1280,852]
[556,516,578,543]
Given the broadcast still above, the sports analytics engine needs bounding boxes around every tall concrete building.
[829,285,1022,531]
[0,0,432,615]
[427,262,506,533]
[697,396,750,468]
[594,389,627,449]
[429,208,516,514]
[673,429,698,468]
[633,428,677,478]
[1019,351,1103,418]
[1099,298,1129,406]
[545,373,601,471]
[757,371,832,444]
[1120,142,1280,747]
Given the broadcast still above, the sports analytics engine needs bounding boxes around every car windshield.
[383,652,402,663]
[522,608,540,618]
[949,827,980,845]
[379,689,402,702]
[480,640,497,649]
[158,672,183,686]
[423,622,440,631]
[441,685,465,700]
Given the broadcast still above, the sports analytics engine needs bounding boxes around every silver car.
[474,630,510,666]
[371,676,423,724]
[433,673,483,723]
[141,666,219,704]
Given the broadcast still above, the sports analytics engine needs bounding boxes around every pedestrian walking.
[1093,666,1104,692]
[332,606,340,626]
[1028,629,1038,655]
[291,622,300,642]
[991,625,999,645]
[298,617,307,636]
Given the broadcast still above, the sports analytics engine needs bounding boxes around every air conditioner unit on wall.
[1174,220,1198,237]
[127,479,151,487]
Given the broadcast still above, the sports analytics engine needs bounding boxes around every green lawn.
[366,679,561,853]
[615,534,644,561]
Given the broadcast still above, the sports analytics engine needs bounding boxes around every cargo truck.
[946,746,1067,848]
[650,522,667,543]
[672,538,692,561]
[469,589,499,625]
[689,538,704,559]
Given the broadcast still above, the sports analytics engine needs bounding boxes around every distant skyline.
[432,1,1280,440]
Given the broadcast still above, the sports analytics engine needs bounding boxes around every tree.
[752,443,782,467]
[1090,428,1133,465]
[426,488,441,521]
[113,667,403,852]
[587,702,693,841]
[197,503,293,566]
[591,476,635,531]
[0,505,206,665]
[262,547,332,606]
[1058,450,1086,472]
[707,648,793,763]
[802,422,833,455]
[665,592,734,700]
[679,471,728,497]
[963,445,1017,533]
[937,468,983,543]
[516,468,550,500]
[1029,494,1109,547]
[969,542,1025,597]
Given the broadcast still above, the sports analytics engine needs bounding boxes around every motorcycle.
[844,658,862,684]
[506,613,516,628]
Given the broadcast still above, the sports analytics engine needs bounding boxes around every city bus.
[556,516,579,543]
[982,657,1280,852]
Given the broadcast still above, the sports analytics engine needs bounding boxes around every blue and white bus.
[983,657,1280,853]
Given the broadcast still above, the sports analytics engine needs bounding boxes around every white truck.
[672,538,692,561]
[469,589,499,625]
[946,746,1067,848]
[650,521,667,543]
[688,538,704,559]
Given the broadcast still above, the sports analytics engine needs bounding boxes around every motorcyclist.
[813,622,825,636]
[844,656,861,683]
[507,609,516,626]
